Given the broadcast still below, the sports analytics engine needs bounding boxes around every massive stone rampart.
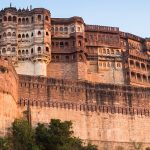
[19,99,150,150]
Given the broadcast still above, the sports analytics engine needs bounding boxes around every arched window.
[45,16,49,21]
[131,72,136,79]
[7,32,11,36]
[31,32,34,37]
[26,18,29,24]
[130,60,134,67]
[51,27,54,32]
[26,50,28,54]
[137,73,141,81]
[38,47,41,53]
[38,31,41,36]
[18,50,21,55]
[38,15,41,21]
[71,27,75,32]
[3,16,7,21]
[107,49,110,54]
[60,42,64,47]
[46,32,49,36]
[22,50,25,54]
[12,32,16,36]
[22,34,25,38]
[8,16,12,21]
[26,34,29,38]
[65,42,69,47]
[136,62,140,69]
[111,49,114,54]
[7,47,10,52]
[2,48,6,53]
[13,16,17,22]
[141,63,146,70]
[18,34,21,38]
[46,47,49,52]
[64,27,68,32]
[78,41,82,47]
[52,42,54,47]
[3,32,6,37]
[22,18,25,24]
[55,27,58,32]
[60,27,63,32]
[31,16,34,23]
[143,75,147,82]
[18,18,21,24]
[31,48,34,54]
[12,47,16,52]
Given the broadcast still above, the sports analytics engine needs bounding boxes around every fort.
[0,5,150,150]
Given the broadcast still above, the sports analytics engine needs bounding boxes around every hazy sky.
[0,0,150,38]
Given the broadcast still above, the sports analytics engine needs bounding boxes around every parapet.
[85,24,119,33]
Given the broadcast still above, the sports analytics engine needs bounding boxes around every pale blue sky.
[0,0,150,38]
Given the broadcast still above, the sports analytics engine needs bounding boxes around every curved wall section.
[0,58,20,136]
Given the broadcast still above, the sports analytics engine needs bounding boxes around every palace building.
[0,5,150,150]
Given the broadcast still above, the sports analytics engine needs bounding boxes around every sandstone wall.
[47,62,78,80]
[19,100,150,150]
[0,59,21,136]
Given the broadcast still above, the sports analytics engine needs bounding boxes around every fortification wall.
[47,61,87,80]
[19,99,150,150]
[19,75,150,107]
[0,59,21,136]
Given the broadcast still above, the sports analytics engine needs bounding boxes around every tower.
[0,7,51,76]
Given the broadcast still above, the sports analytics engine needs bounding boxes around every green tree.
[11,119,39,150]
[0,137,11,150]
[35,119,98,150]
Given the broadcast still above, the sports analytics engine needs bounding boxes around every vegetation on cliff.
[0,119,98,150]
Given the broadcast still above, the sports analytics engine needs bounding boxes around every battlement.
[19,98,150,117]
[85,25,119,33]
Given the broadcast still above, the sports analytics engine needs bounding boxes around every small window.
[18,18,21,24]
[60,27,63,32]
[2,48,6,53]
[71,27,75,32]
[45,16,49,21]
[31,48,34,54]
[7,32,11,36]
[22,18,25,24]
[13,16,17,22]
[3,32,6,37]
[22,50,25,54]
[38,15,41,21]
[46,47,49,52]
[38,47,41,53]
[31,32,34,37]
[18,34,21,38]
[8,16,12,21]
[3,16,7,21]
[18,50,21,55]
[26,34,29,38]
[12,47,16,52]
[31,16,34,23]
[12,32,16,36]
[46,32,49,36]
[60,42,64,47]
[26,18,29,24]
[55,27,58,32]
[26,50,28,54]
[22,34,25,38]
[38,31,41,36]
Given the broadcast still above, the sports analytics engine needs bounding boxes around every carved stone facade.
[1,6,150,150]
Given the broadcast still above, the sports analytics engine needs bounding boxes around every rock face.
[1,5,150,150]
